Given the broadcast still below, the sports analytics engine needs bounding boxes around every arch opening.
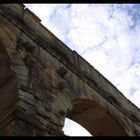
[63,118,92,136]
[64,98,127,136]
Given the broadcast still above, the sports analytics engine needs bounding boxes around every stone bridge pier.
[0,4,140,136]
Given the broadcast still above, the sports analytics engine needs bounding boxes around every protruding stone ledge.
[57,67,68,77]
[57,81,67,90]
[0,4,25,16]
[24,8,41,23]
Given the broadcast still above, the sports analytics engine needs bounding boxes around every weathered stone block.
[57,66,68,77]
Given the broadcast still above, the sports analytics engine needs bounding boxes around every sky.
[24,4,140,136]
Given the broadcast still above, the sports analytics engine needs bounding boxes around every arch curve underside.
[0,46,17,135]
[66,99,127,136]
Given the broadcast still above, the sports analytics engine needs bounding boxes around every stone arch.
[0,24,17,90]
[0,44,18,135]
[0,27,18,135]
[0,4,140,136]
[0,22,17,65]
[64,98,127,136]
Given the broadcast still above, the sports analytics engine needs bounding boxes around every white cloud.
[129,89,140,108]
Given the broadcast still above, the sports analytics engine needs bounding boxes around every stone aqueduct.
[0,4,140,136]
